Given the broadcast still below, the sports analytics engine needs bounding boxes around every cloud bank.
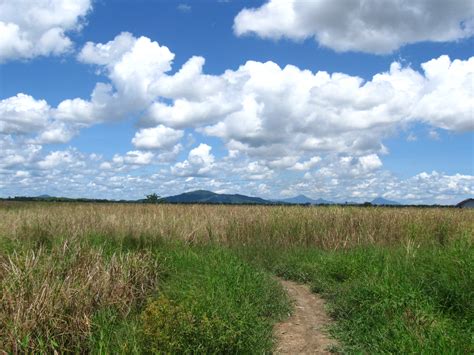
[1,32,473,203]
[234,0,474,54]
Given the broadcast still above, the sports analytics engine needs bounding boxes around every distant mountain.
[164,190,272,204]
[312,198,334,205]
[2,191,406,206]
[279,195,334,205]
[371,197,400,206]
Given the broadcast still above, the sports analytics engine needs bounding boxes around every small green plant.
[141,296,233,353]
[141,296,193,353]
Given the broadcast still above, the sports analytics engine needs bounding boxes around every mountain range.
[5,190,403,206]
[370,197,400,206]
[277,195,334,205]
[163,190,270,204]
[163,190,399,206]
[163,190,401,205]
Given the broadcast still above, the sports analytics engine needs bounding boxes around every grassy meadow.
[0,202,473,353]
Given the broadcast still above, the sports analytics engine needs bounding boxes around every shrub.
[142,296,234,353]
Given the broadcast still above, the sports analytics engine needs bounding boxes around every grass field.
[0,202,473,353]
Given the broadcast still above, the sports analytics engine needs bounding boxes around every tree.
[145,193,161,203]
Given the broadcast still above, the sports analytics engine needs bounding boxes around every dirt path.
[274,279,338,354]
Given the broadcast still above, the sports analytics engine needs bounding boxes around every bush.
[142,296,234,353]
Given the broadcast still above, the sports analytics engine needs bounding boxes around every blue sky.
[1,0,473,204]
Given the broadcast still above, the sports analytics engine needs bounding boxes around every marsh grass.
[0,202,472,352]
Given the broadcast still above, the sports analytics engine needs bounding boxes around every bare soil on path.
[274,279,339,354]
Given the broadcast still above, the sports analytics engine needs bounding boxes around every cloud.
[5,149,471,205]
[0,0,92,61]
[1,32,472,204]
[1,130,471,204]
[78,33,174,99]
[35,122,76,144]
[0,94,50,134]
[235,161,274,180]
[393,171,474,203]
[233,0,474,54]
[358,154,383,171]
[284,160,473,204]
[0,94,82,145]
[428,130,441,140]
[407,133,417,142]
[2,33,473,172]
[95,150,161,173]
[177,4,191,13]
[414,56,474,131]
[37,150,78,169]
[187,56,471,164]
[308,154,383,180]
[171,144,215,176]
[112,151,154,166]
[290,157,321,171]
[0,135,43,170]
[132,125,184,150]
[52,32,176,129]
[36,35,474,163]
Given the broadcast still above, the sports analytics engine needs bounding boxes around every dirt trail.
[274,279,338,354]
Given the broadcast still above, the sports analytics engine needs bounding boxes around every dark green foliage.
[145,193,161,204]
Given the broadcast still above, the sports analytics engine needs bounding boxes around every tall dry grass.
[0,246,160,352]
[1,202,472,250]
[0,202,164,352]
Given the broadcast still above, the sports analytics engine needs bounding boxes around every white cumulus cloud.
[414,56,474,131]
[172,144,215,176]
[0,0,92,61]
[234,0,474,54]
[132,125,184,150]
[37,150,81,169]
[2,33,473,199]
[0,94,50,134]
[291,157,321,171]
[112,151,155,166]
[55,32,175,126]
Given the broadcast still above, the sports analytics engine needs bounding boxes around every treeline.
[0,196,143,204]
[0,196,456,208]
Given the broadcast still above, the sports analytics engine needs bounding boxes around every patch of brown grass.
[0,202,471,250]
[0,241,160,352]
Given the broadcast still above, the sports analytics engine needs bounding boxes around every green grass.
[143,246,289,353]
[87,243,290,354]
[0,230,289,353]
[238,237,474,353]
